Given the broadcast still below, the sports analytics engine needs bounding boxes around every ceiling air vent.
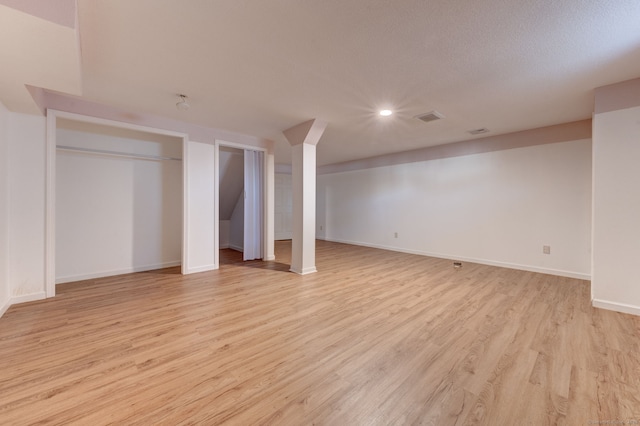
[468,128,490,135]
[415,110,445,123]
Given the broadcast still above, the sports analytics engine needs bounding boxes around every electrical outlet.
[319,225,323,231]
[543,245,551,254]
[394,232,398,238]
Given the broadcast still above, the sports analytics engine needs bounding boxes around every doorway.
[216,142,266,266]
[218,146,244,257]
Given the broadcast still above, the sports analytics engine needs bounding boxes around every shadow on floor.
[220,242,292,273]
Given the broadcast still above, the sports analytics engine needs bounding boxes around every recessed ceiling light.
[379,109,393,116]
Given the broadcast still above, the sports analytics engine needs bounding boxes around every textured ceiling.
[3,1,640,165]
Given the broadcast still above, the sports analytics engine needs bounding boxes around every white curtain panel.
[243,150,264,260]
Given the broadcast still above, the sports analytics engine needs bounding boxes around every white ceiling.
[3,1,640,165]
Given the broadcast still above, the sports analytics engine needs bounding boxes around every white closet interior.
[55,119,183,283]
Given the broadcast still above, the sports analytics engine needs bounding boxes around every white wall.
[592,105,640,314]
[0,102,9,314]
[8,113,47,300]
[184,140,217,273]
[229,192,244,251]
[0,107,48,313]
[56,125,182,283]
[275,173,292,240]
[218,147,244,219]
[219,220,230,248]
[317,139,592,278]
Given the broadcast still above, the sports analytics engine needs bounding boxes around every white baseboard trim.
[319,237,591,280]
[275,233,292,240]
[219,243,230,249]
[290,266,317,275]
[55,261,182,284]
[0,291,47,319]
[592,299,640,316]
[0,298,11,318]
[11,291,47,305]
[264,255,276,261]
[184,264,218,274]
[229,244,243,252]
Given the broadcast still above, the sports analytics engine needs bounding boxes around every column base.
[289,266,318,275]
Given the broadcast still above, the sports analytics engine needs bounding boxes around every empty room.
[1,1,639,424]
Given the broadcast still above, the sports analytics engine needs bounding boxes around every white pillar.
[283,119,327,274]
[592,78,640,316]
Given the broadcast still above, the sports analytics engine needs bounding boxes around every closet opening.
[48,113,185,292]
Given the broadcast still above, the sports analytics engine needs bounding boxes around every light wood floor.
[1,241,639,425]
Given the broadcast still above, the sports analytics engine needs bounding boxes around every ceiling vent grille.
[415,111,445,123]
[468,128,490,135]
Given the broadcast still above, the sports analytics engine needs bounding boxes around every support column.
[283,119,327,274]
[592,78,640,316]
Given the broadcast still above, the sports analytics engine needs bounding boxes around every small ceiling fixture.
[176,94,190,111]
[468,128,490,135]
[379,109,393,116]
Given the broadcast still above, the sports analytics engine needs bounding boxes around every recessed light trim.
[379,109,393,116]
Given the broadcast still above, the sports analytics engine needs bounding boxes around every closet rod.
[56,145,182,161]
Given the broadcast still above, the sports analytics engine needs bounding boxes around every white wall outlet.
[543,245,551,254]
[320,225,323,231]
[394,232,398,238]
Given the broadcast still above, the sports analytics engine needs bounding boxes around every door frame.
[214,139,271,266]
[45,109,188,297]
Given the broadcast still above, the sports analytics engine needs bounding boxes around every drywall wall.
[229,192,244,251]
[275,173,292,240]
[56,124,182,283]
[219,220,230,249]
[592,104,640,315]
[317,139,592,278]
[0,102,9,314]
[184,140,217,273]
[218,147,244,220]
[7,112,47,299]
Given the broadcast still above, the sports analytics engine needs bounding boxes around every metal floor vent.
[415,110,445,123]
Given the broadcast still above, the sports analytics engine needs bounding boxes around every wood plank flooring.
[1,240,639,425]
